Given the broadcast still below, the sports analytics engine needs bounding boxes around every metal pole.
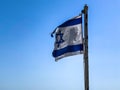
[83,5,89,90]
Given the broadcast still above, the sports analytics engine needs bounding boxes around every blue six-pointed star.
[56,30,64,48]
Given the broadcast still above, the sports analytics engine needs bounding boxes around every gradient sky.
[0,0,120,90]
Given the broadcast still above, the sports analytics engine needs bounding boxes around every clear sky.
[0,0,120,90]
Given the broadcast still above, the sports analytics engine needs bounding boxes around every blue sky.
[0,0,120,90]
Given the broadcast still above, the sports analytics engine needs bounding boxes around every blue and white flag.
[52,15,83,61]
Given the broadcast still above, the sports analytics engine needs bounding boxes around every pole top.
[84,4,88,10]
[81,4,88,14]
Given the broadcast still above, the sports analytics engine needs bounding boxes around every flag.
[52,15,83,61]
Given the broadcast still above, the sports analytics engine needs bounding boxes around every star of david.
[56,30,64,47]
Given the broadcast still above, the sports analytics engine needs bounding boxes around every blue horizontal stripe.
[52,44,83,57]
[58,17,82,27]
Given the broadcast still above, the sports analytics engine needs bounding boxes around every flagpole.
[82,5,89,90]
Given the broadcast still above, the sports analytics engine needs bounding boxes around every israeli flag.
[52,15,83,61]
